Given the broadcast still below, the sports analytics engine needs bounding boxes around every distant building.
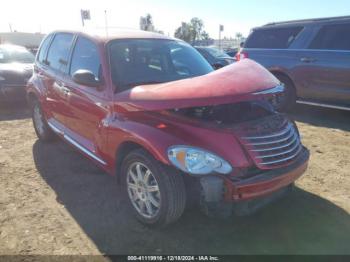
[0,32,46,53]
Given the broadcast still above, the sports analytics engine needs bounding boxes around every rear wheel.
[273,74,297,112]
[31,99,55,142]
[121,149,186,227]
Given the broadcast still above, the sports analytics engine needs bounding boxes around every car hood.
[114,59,280,111]
[0,63,33,85]
[0,62,33,73]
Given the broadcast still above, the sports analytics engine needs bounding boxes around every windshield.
[0,47,35,63]
[109,39,213,92]
[205,47,230,58]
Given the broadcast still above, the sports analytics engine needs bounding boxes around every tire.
[274,74,297,112]
[121,149,186,228]
[31,99,55,142]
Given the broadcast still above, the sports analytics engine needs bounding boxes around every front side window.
[245,26,303,49]
[46,33,74,72]
[109,39,213,92]
[309,23,350,50]
[70,37,101,79]
[0,46,35,63]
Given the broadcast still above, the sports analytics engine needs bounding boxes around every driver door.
[63,36,109,159]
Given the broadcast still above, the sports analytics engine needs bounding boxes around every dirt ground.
[0,103,349,256]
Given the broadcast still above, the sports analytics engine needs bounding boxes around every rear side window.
[37,34,52,64]
[309,23,350,50]
[46,33,74,72]
[245,27,303,49]
[70,37,101,79]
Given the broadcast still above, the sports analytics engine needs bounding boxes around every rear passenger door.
[34,33,53,112]
[44,33,75,128]
[294,23,350,104]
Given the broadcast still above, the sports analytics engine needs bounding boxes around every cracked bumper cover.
[225,147,310,201]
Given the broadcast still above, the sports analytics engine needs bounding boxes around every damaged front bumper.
[226,147,309,202]
[198,147,309,217]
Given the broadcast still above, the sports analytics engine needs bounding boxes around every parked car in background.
[225,47,239,58]
[237,16,350,111]
[27,30,309,227]
[195,46,235,69]
[0,44,34,103]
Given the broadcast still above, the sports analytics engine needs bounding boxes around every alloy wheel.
[126,162,161,219]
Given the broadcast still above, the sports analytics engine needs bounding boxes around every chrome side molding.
[47,121,64,135]
[252,85,285,95]
[296,100,350,111]
[47,120,107,165]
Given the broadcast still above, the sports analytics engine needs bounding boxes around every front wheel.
[121,149,186,227]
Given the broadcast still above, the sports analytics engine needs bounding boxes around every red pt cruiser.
[27,30,309,227]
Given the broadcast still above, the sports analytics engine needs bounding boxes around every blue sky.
[0,0,349,38]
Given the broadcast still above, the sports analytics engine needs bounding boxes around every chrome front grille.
[240,121,302,169]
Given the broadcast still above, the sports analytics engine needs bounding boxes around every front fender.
[106,118,186,174]
[26,74,46,104]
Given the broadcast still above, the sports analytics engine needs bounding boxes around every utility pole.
[9,23,13,32]
[219,24,224,50]
[104,10,108,37]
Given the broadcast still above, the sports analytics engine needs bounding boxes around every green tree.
[201,31,211,40]
[174,18,211,43]
[174,22,193,42]
[190,17,203,42]
[235,32,243,39]
[140,13,154,31]
[140,14,164,34]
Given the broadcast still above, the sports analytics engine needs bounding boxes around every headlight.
[167,146,232,175]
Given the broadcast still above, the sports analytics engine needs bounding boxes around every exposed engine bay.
[171,100,276,125]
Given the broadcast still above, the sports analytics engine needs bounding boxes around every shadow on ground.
[0,102,30,121]
[291,104,350,132]
[33,139,350,255]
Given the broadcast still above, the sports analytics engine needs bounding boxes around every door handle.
[55,81,70,95]
[300,57,317,63]
[61,87,71,96]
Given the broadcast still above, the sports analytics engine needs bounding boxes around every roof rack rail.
[264,15,350,26]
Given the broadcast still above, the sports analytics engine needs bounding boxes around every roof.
[262,15,350,28]
[50,28,175,43]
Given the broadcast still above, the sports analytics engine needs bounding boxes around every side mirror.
[72,69,100,87]
[212,63,224,70]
